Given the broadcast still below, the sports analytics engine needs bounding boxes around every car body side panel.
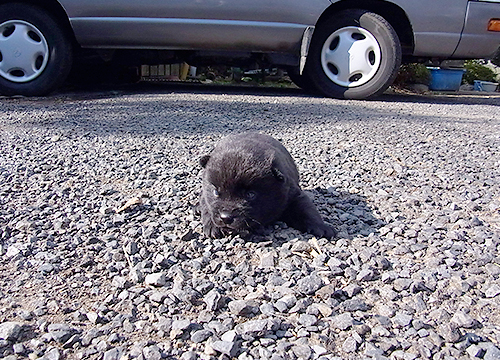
[452,1,500,58]
[58,0,499,59]
[386,0,469,56]
[60,0,331,24]
[60,0,331,52]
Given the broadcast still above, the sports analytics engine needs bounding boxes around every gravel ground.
[0,85,499,360]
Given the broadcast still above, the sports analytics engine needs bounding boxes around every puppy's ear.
[269,151,285,181]
[200,155,211,168]
[272,167,285,181]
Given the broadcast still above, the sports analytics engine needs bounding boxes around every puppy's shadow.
[243,186,384,244]
[310,186,385,240]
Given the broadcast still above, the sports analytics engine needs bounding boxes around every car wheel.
[286,67,316,92]
[0,3,72,96]
[305,9,401,99]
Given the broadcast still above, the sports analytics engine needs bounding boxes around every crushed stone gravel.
[1,85,499,360]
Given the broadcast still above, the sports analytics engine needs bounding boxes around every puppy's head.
[200,147,289,234]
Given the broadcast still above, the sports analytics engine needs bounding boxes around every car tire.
[0,3,72,96]
[286,67,317,92]
[305,9,401,99]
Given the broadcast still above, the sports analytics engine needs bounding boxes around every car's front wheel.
[305,9,401,99]
[0,3,72,96]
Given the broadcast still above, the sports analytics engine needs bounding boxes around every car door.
[391,0,469,57]
[60,0,331,53]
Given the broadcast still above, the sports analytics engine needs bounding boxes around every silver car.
[1,0,499,98]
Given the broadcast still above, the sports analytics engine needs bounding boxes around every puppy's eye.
[213,189,219,197]
[245,190,257,200]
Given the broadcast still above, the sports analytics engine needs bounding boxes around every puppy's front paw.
[307,222,336,239]
[202,220,226,239]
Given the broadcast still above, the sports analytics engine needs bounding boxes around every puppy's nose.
[220,211,234,225]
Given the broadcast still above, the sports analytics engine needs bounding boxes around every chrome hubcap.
[0,20,49,83]
[321,26,381,88]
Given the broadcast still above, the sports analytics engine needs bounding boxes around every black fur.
[199,133,335,239]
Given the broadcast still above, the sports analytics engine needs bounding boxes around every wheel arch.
[317,0,414,56]
[0,0,77,45]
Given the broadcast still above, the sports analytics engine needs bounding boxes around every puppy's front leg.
[200,198,226,239]
[281,192,336,239]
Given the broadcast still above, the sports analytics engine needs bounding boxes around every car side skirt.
[70,18,307,54]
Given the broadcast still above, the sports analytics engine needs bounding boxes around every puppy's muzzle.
[219,211,235,225]
[215,208,249,230]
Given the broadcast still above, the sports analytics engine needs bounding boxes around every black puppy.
[199,133,335,239]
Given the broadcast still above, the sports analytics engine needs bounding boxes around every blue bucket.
[428,68,465,91]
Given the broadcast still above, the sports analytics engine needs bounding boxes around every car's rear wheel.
[0,3,72,96]
[305,9,401,99]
